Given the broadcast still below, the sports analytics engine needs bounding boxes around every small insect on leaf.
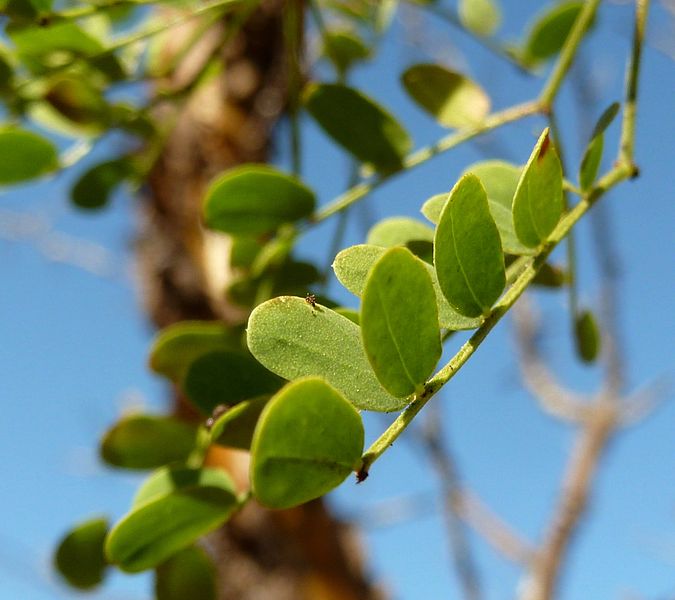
[205,404,229,430]
[305,293,317,308]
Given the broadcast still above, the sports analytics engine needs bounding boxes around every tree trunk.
[136,2,381,598]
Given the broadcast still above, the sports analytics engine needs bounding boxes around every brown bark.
[136,2,380,598]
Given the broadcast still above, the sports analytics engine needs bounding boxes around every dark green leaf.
[434,174,505,317]
[575,309,601,363]
[210,395,270,450]
[106,467,238,572]
[203,165,315,235]
[0,127,58,184]
[401,64,490,128]
[304,83,411,172]
[250,377,364,509]
[366,216,434,247]
[361,247,441,397]
[322,30,371,76]
[71,158,131,210]
[54,517,108,590]
[100,415,197,470]
[512,128,563,248]
[532,262,567,288]
[333,244,482,330]
[44,75,110,129]
[149,321,241,385]
[230,236,263,269]
[155,546,216,600]
[579,102,620,190]
[183,350,283,415]
[459,0,501,37]
[247,296,405,411]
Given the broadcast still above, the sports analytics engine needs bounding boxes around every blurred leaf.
[203,165,315,235]
[71,158,132,210]
[250,377,363,508]
[210,395,270,450]
[304,83,411,172]
[155,546,216,600]
[401,64,490,128]
[574,309,601,363]
[334,307,359,324]
[366,216,434,247]
[54,517,108,590]
[532,262,567,288]
[333,244,482,330]
[521,1,586,67]
[458,0,501,37]
[100,415,197,470]
[230,236,263,269]
[149,321,241,385]
[434,174,505,317]
[44,75,110,129]
[322,29,371,76]
[106,467,238,572]
[361,247,441,397]
[0,126,58,184]
[183,350,283,415]
[247,295,406,411]
[512,129,563,248]
[579,102,619,190]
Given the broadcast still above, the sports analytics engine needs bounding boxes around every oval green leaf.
[333,244,482,331]
[106,467,239,572]
[304,83,411,172]
[361,247,441,397]
[100,414,197,470]
[512,128,563,248]
[210,395,270,450]
[401,64,490,128]
[459,0,502,37]
[155,546,216,600]
[250,377,364,509]
[54,517,108,590]
[71,158,131,210]
[247,295,405,412]
[366,216,434,247]
[434,174,505,317]
[203,165,315,235]
[322,30,371,76]
[0,127,58,185]
[579,102,620,190]
[184,350,283,415]
[149,321,241,385]
[574,309,601,363]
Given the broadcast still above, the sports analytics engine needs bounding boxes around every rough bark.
[136,2,381,598]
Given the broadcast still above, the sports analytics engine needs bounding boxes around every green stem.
[311,100,541,224]
[358,162,636,478]
[284,0,303,177]
[538,0,601,111]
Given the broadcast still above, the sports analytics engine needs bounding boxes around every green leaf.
[155,546,216,600]
[322,30,371,76]
[423,161,531,255]
[183,350,283,415]
[579,102,620,190]
[304,83,411,172]
[230,236,263,269]
[574,309,601,363]
[434,174,505,317]
[512,128,563,248]
[250,377,364,509]
[361,247,441,397]
[100,415,197,470]
[401,64,490,128]
[366,216,434,247]
[106,467,239,572]
[333,244,482,330]
[203,165,315,235]
[247,296,406,412]
[334,307,360,324]
[521,1,586,67]
[210,395,270,450]
[149,321,241,385]
[54,517,108,590]
[458,0,501,37]
[44,75,110,129]
[0,127,58,185]
[71,158,131,210]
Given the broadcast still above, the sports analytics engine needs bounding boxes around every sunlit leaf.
[361,247,441,397]
[54,517,108,590]
[0,127,58,185]
[203,165,315,235]
[512,129,563,248]
[401,64,490,128]
[459,0,501,37]
[247,296,406,411]
[322,29,371,76]
[434,174,505,317]
[304,83,411,172]
[366,216,434,247]
[155,546,216,600]
[250,377,364,509]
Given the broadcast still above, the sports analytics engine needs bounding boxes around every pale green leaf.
[366,216,434,247]
[459,0,502,37]
[0,127,58,185]
[250,377,364,509]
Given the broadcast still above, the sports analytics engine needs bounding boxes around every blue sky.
[1,1,674,599]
